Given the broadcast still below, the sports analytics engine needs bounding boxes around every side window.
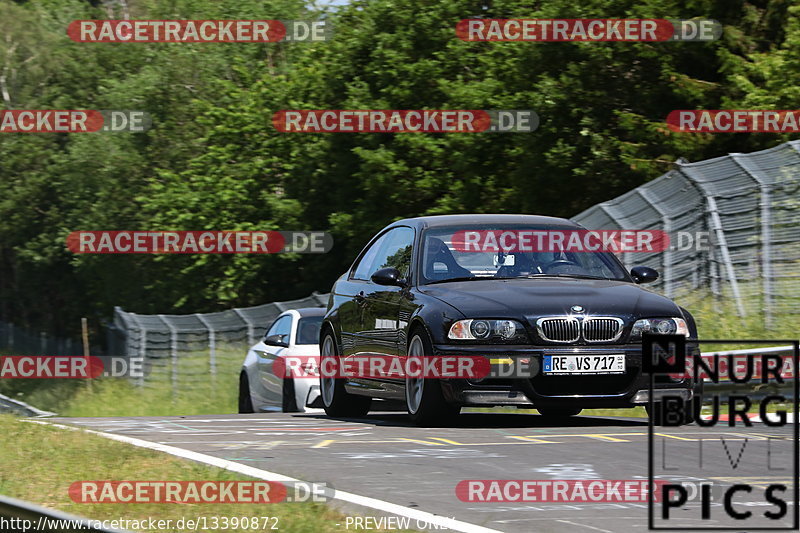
[352,230,390,280]
[377,227,414,277]
[264,315,292,343]
[296,316,323,345]
[352,227,414,281]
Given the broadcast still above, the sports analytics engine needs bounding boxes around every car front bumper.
[431,343,699,408]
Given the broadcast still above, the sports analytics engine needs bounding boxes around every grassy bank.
[0,347,244,417]
[0,415,407,533]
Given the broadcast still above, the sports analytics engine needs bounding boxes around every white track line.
[556,519,615,533]
[25,420,502,533]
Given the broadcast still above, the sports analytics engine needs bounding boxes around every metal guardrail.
[573,139,800,329]
[0,494,132,532]
[701,345,797,400]
[0,394,56,418]
[102,291,330,394]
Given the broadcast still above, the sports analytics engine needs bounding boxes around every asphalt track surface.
[49,412,797,533]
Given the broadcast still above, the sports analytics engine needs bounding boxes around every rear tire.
[406,329,461,427]
[538,407,582,418]
[320,331,371,417]
[238,372,254,414]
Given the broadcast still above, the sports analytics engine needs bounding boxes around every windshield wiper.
[426,276,487,285]
[525,273,611,281]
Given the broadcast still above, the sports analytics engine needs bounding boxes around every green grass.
[0,415,409,533]
[678,287,798,351]
[0,347,244,417]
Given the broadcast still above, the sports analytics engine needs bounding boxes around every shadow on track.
[295,411,648,429]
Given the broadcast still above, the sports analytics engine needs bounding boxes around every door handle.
[354,291,366,304]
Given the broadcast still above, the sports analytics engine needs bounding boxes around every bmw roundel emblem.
[571,305,585,313]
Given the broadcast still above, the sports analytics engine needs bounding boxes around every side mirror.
[371,267,406,287]
[264,334,289,347]
[630,266,659,284]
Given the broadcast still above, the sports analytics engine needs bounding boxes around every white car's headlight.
[448,319,526,341]
[630,317,689,340]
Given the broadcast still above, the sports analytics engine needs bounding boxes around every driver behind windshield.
[422,227,629,284]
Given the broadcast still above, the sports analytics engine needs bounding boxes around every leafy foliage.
[0,0,796,341]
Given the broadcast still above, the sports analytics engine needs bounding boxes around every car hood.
[419,277,681,320]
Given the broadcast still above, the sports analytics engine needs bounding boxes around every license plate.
[543,354,625,375]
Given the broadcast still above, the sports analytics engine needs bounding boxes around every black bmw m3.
[319,214,701,426]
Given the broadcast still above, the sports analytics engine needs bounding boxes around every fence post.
[760,184,773,329]
[597,203,629,269]
[705,196,746,317]
[708,241,719,297]
[195,313,216,383]
[129,313,147,387]
[159,315,179,401]
[232,308,255,346]
[638,189,673,298]
[81,318,92,391]
[731,154,773,329]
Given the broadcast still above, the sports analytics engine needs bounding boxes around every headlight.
[448,319,526,341]
[630,317,689,340]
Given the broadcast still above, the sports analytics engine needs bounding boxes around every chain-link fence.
[572,139,800,329]
[0,320,86,356]
[105,292,330,391]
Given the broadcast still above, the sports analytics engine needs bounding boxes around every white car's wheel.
[282,378,301,412]
[238,372,254,414]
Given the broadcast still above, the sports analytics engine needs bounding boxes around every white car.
[239,308,325,413]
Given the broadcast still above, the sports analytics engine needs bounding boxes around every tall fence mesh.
[105,292,329,391]
[572,139,800,329]
[0,320,85,356]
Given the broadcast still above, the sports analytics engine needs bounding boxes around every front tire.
[320,331,371,417]
[405,329,461,426]
[238,372,254,414]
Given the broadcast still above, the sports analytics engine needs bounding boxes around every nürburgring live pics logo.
[644,334,799,530]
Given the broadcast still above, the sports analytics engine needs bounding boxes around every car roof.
[389,214,582,230]
[291,307,327,317]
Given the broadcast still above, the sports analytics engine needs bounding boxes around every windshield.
[420,225,631,284]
